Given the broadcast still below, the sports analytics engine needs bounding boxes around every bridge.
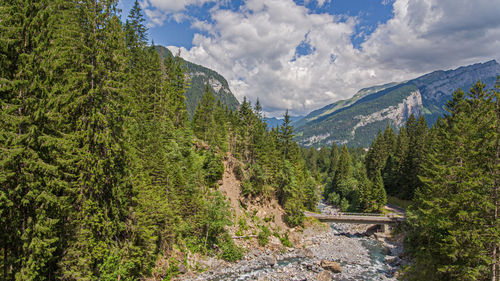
[304,211,405,225]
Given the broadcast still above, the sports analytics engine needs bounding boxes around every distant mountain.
[155,46,239,117]
[266,115,304,130]
[295,60,500,147]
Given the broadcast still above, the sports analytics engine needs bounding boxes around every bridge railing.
[339,212,384,217]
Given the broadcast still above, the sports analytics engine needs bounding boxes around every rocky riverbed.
[180,203,404,281]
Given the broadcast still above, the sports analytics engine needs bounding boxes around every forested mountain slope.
[0,1,319,279]
[295,60,500,147]
[155,45,239,117]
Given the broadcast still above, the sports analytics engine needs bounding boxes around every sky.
[119,0,500,117]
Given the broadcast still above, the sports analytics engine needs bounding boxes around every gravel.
[180,204,403,281]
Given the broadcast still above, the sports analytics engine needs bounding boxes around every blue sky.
[118,0,500,117]
[120,0,395,50]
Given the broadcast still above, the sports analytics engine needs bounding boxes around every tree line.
[302,81,500,280]
[0,0,319,279]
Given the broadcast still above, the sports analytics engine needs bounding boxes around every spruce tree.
[58,2,134,278]
[280,110,294,160]
[0,0,78,278]
[406,81,500,280]
[193,84,216,143]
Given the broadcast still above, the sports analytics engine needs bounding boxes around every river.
[181,203,403,280]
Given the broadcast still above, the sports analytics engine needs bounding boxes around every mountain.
[295,60,500,147]
[155,46,239,117]
[266,115,304,130]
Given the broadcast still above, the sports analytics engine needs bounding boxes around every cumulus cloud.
[142,0,219,26]
[361,0,500,73]
[160,0,500,117]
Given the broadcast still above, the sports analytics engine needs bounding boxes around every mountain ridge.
[295,60,500,147]
[155,45,240,117]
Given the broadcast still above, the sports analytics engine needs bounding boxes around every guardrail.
[339,212,385,217]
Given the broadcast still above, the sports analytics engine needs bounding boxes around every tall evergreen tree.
[0,0,80,278]
[58,2,135,278]
[193,84,216,143]
[406,81,500,281]
[279,110,294,160]
[365,130,387,179]
[401,114,428,199]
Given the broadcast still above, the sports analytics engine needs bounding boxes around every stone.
[317,270,333,281]
[304,248,314,258]
[320,260,342,273]
[178,263,187,274]
[264,255,277,266]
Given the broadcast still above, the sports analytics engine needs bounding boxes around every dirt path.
[384,203,406,215]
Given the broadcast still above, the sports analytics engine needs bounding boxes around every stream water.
[186,203,400,280]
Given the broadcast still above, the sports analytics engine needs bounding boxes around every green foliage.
[154,46,239,118]
[328,192,341,205]
[0,1,322,278]
[340,198,350,212]
[279,233,293,248]
[257,226,272,246]
[218,234,243,262]
[404,80,500,280]
[203,150,224,187]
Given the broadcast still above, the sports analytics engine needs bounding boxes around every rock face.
[295,60,500,147]
[320,260,342,273]
[154,45,239,117]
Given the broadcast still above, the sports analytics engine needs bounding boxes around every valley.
[2,0,499,280]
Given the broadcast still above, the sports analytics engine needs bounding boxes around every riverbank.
[179,203,405,280]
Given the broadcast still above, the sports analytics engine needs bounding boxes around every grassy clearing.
[387,195,412,210]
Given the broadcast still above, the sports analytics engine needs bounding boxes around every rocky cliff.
[295,60,500,147]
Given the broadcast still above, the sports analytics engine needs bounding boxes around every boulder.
[264,255,277,266]
[177,263,187,274]
[320,260,342,273]
[317,270,333,281]
[304,248,314,258]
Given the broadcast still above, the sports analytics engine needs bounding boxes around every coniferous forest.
[303,82,499,280]
[0,1,320,279]
[1,0,499,280]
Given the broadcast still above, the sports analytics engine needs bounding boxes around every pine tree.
[385,127,409,196]
[280,110,294,160]
[383,125,397,154]
[372,171,387,212]
[193,84,216,143]
[165,54,189,128]
[401,114,428,199]
[365,130,387,179]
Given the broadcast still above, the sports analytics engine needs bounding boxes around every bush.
[218,234,243,262]
[203,150,224,187]
[257,226,271,246]
[279,233,293,248]
[328,192,340,205]
[241,179,253,197]
[340,197,350,212]
[284,200,305,227]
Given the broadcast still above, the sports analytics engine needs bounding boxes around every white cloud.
[163,0,500,117]
[142,0,219,26]
[361,0,500,73]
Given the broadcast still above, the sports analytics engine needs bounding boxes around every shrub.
[257,226,271,246]
[279,233,293,248]
[218,234,243,262]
